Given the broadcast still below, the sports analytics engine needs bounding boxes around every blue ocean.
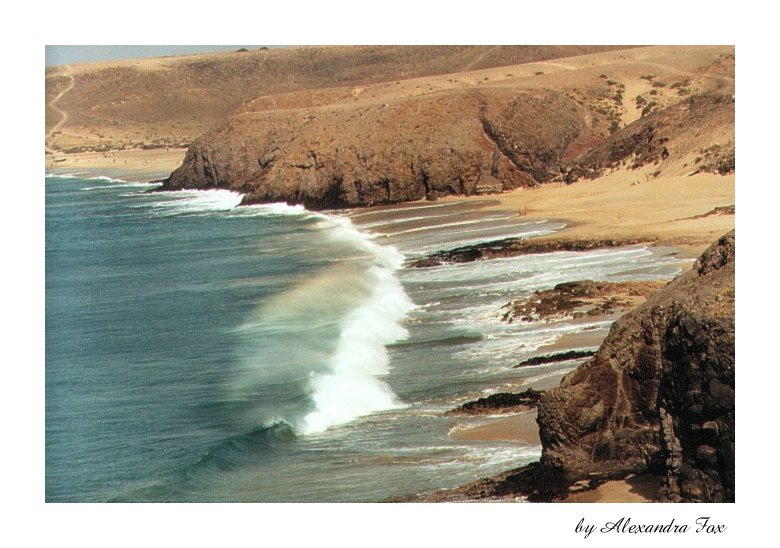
[45,173,683,502]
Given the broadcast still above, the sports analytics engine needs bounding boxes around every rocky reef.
[408,237,653,267]
[537,230,735,502]
[501,279,668,323]
[446,389,545,416]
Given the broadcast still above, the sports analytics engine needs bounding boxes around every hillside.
[159,45,734,208]
[45,45,630,154]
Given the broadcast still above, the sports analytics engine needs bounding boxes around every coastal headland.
[46,44,735,502]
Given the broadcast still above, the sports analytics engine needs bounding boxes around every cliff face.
[163,88,601,209]
[536,231,735,502]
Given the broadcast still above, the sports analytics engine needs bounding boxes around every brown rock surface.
[163,88,602,208]
[502,280,669,323]
[446,389,545,416]
[536,230,735,502]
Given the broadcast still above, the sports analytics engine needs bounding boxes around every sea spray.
[300,216,415,434]
[301,265,413,433]
[174,201,418,435]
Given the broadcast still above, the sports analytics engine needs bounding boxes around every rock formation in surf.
[536,230,735,502]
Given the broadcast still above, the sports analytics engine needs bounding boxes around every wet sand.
[562,474,661,503]
[449,411,541,444]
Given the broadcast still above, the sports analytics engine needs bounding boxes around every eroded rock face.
[536,231,735,502]
[163,89,602,209]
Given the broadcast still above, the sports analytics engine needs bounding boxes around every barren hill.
[161,45,734,208]
[45,45,630,153]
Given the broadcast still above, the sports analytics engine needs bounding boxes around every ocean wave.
[348,200,466,218]
[186,422,298,477]
[238,202,309,217]
[405,225,566,255]
[300,215,415,434]
[140,189,245,215]
[219,209,416,435]
[354,210,471,229]
[380,216,517,237]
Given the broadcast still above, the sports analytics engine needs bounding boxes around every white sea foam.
[237,202,309,217]
[405,225,565,255]
[300,216,415,434]
[354,210,469,229]
[142,189,245,215]
[82,182,162,191]
[49,173,128,183]
[380,216,516,237]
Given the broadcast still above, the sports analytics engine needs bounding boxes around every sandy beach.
[562,475,660,503]
[45,148,186,182]
[438,167,734,259]
[449,411,541,444]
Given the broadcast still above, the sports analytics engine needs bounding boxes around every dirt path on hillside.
[47,65,74,141]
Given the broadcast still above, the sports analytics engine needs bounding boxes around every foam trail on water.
[300,216,415,434]
[82,182,162,191]
[47,173,128,183]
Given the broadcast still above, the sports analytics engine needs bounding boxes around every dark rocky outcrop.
[685,204,735,220]
[446,389,545,416]
[409,462,570,502]
[515,350,597,368]
[536,231,735,502]
[502,280,668,323]
[408,237,652,268]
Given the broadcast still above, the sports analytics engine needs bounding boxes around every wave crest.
[300,216,414,434]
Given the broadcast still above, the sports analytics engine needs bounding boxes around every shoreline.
[45,152,734,504]
[45,148,186,182]
[45,150,734,258]
[434,166,734,260]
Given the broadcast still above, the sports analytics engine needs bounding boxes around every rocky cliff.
[163,88,604,209]
[536,231,735,502]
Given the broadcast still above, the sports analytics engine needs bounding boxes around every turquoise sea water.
[45,174,683,502]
